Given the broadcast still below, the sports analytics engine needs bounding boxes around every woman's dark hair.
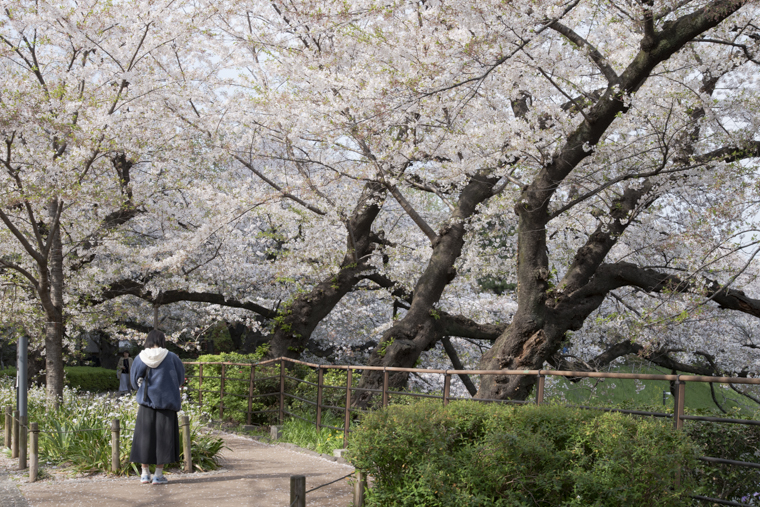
[145,329,166,349]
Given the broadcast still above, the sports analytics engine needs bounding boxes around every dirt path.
[0,433,356,507]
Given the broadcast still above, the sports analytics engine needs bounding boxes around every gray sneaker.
[152,475,168,485]
[140,473,151,484]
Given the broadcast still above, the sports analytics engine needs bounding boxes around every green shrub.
[64,366,119,392]
[0,366,118,392]
[685,410,760,502]
[184,349,279,424]
[348,401,698,507]
[291,368,360,420]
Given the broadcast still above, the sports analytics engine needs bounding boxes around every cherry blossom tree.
[191,0,760,403]
[25,0,760,409]
[0,0,215,405]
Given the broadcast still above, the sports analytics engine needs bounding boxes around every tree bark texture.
[267,182,387,358]
[354,172,497,407]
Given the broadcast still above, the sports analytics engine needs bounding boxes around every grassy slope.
[542,363,758,416]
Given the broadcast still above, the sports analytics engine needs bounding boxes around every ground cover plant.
[0,377,225,475]
[348,400,698,507]
[279,416,346,456]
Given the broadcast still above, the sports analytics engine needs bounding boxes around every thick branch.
[577,261,760,320]
[558,181,654,295]
[435,313,507,341]
[94,279,277,319]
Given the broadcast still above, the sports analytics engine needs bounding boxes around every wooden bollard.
[29,422,38,483]
[12,410,18,458]
[181,415,193,473]
[4,405,11,448]
[290,475,306,507]
[19,415,27,469]
[353,470,367,507]
[111,419,120,473]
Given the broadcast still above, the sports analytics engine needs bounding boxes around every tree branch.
[549,21,619,84]
[93,279,278,319]
[232,154,327,216]
[441,337,477,396]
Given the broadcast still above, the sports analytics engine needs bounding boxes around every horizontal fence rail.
[183,357,760,507]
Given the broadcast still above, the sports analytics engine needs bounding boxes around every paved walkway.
[1,433,355,507]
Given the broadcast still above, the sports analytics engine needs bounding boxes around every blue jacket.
[131,348,185,412]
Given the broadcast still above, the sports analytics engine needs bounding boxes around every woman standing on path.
[117,351,133,393]
[130,329,185,485]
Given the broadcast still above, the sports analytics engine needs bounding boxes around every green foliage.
[377,338,394,358]
[178,425,229,473]
[348,401,698,507]
[685,411,760,502]
[202,322,235,353]
[545,364,757,417]
[0,378,224,475]
[0,366,118,392]
[280,416,345,455]
[291,368,360,420]
[184,349,278,424]
[63,366,119,392]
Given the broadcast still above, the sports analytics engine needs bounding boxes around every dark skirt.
[130,405,180,465]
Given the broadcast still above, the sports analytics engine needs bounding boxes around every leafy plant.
[0,377,224,475]
[684,408,760,502]
[184,349,279,424]
[280,416,345,455]
[349,400,698,507]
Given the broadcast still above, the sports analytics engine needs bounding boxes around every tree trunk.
[43,200,65,408]
[354,173,496,407]
[268,182,387,358]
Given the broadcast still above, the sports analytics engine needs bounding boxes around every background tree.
[0,0,213,405]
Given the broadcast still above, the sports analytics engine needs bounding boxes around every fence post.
[19,415,27,469]
[198,364,204,408]
[344,368,352,448]
[247,365,255,426]
[443,372,451,406]
[673,377,685,430]
[279,360,285,424]
[536,372,545,405]
[4,405,10,448]
[181,415,193,473]
[316,367,323,431]
[290,475,306,507]
[353,470,367,507]
[29,422,38,483]
[382,369,389,408]
[220,364,226,421]
[12,410,18,459]
[111,419,120,473]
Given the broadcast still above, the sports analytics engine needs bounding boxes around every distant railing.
[184,357,760,507]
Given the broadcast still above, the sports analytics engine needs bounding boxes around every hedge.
[0,366,119,392]
[348,401,699,507]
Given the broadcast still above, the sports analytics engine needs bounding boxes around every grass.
[280,414,347,455]
[540,362,759,416]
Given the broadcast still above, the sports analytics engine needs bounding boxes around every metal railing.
[183,357,760,507]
